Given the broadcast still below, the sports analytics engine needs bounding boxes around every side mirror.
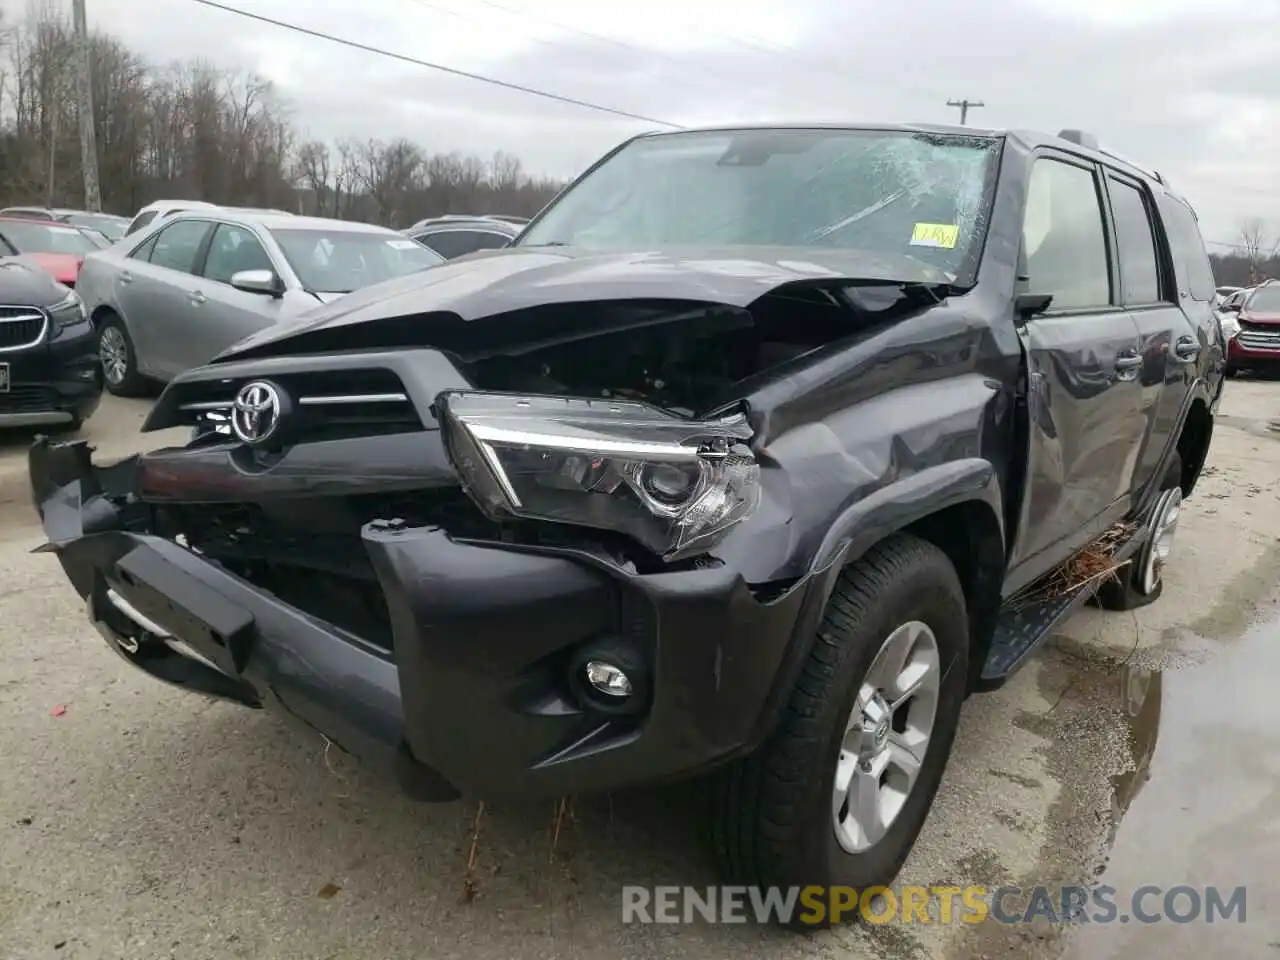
[230,269,282,298]
[1015,292,1054,318]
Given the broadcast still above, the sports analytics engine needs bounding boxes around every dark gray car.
[406,216,519,260]
[77,212,445,394]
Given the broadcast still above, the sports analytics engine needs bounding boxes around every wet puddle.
[1061,611,1280,959]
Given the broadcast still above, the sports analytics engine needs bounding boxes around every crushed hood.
[1242,310,1280,326]
[216,245,955,361]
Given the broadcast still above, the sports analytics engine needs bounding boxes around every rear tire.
[97,314,146,397]
[709,533,968,929]
[1095,453,1182,611]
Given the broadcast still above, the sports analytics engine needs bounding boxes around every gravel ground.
[2,382,1279,960]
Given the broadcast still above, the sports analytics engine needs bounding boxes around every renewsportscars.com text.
[621,884,1247,926]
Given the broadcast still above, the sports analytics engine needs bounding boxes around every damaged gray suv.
[30,123,1224,923]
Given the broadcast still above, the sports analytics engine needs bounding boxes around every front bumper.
[1227,332,1280,368]
[0,319,102,427]
[30,438,825,801]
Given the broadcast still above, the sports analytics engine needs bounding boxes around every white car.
[124,201,293,238]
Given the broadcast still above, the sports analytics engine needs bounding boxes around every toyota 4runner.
[29,123,1224,921]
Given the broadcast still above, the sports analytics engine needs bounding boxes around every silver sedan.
[77,212,444,394]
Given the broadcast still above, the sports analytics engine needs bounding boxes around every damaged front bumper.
[30,437,830,802]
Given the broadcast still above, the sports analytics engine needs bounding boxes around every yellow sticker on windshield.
[910,223,960,249]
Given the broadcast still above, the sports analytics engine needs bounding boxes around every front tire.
[709,534,969,928]
[97,314,146,397]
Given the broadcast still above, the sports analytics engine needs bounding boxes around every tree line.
[1209,218,1278,289]
[0,5,566,227]
[2,5,1274,279]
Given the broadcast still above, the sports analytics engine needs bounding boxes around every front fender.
[811,457,1004,572]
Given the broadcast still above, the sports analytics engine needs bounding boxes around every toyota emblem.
[231,380,285,445]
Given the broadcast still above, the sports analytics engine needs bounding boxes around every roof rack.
[1056,129,1164,183]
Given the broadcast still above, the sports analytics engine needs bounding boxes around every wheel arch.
[90,303,121,329]
[1175,397,1213,498]
[808,459,1007,696]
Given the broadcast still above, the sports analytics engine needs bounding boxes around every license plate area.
[112,545,255,674]
[0,363,9,392]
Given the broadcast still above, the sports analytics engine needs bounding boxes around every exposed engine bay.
[459,282,938,414]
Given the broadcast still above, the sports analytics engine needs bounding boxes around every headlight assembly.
[48,289,86,329]
[1217,311,1240,341]
[439,392,760,561]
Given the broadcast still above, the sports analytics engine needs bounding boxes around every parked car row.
[0,195,540,428]
[1217,279,1280,376]
[0,205,130,242]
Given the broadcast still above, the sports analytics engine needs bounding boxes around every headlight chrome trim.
[438,391,760,562]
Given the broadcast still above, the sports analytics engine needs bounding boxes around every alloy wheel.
[832,620,941,853]
[99,325,128,386]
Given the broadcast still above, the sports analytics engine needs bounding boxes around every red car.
[0,215,101,287]
[1225,280,1280,376]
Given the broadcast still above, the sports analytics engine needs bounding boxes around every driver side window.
[1022,157,1112,311]
[202,223,274,284]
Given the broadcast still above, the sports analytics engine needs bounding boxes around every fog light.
[567,637,649,716]
[584,660,633,697]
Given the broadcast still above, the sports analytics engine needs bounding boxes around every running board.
[977,520,1149,690]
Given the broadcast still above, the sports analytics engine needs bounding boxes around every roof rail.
[1057,129,1164,184]
[1097,146,1164,183]
[1057,129,1098,149]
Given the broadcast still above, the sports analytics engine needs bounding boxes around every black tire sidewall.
[805,547,968,889]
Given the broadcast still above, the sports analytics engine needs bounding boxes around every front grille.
[0,385,55,412]
[152,489,489,656]
[1236,322,1280,351]
[0,305,48,351]
[175,368,423,442]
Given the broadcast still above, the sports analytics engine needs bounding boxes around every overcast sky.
[7,0,1278,246]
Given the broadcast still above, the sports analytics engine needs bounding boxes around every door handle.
[189,291,207,305]
[119,271,132,284]
[1115,352,1143,377]
[1172,336,1200,362]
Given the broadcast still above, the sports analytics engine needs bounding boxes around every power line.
[184,0,682,128]
[404,0,752,103]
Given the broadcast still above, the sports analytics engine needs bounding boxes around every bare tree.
[1239,218,1277,285]
[0,5,565,222]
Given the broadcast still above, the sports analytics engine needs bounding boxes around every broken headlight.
[439,392,760,560]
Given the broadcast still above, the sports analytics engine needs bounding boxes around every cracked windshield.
[0,0,1274,958]
[519,129,997,280]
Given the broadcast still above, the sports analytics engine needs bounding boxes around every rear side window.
[126,210,157,235]
[1021,157,1111,310]
[415,229,510,260]
[1106,176,1162,305]
[1157,195,1216,302]
[148,220,212,274]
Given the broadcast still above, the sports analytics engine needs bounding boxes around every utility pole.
[72,0,102,212]
[45,82,59,208]
[946,98,984,125]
